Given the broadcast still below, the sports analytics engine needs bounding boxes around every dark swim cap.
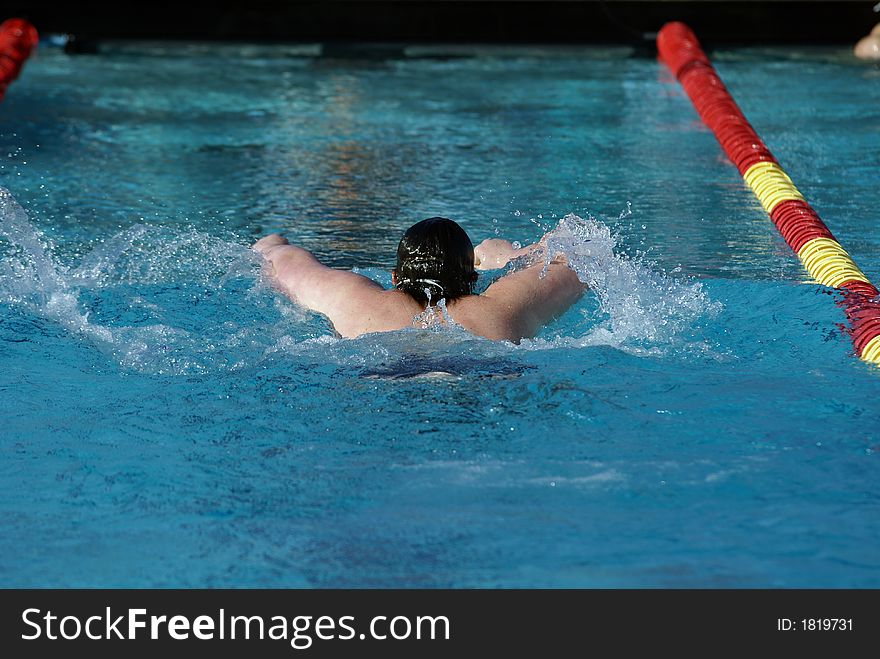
[395,217,476,305]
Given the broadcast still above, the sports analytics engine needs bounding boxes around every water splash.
[69,223,257,288]
[2,185,719,374]
[515,212,721,353]
[0,187,118,347]
[0,187,265,374]
[411,286,439,328]
[411,292,462,332]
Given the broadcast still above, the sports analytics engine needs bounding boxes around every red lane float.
[0,18,37,101]
[657,21,880,367]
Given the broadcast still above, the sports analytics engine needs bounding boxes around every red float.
[0,18,37,101]
[658,21,880,364]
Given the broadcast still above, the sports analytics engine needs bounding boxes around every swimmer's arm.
[474,237,546,271]
[253,234,383,318]
[481,259,585,341]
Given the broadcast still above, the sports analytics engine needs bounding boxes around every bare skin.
[854,23,880,60]
[253,233,585,343]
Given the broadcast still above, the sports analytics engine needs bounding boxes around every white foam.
[1,185,720,373]
[0,186,259,374]
[515,212,721,354]
[69,223,258,287]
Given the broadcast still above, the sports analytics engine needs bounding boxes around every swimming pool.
[1,42,879,587]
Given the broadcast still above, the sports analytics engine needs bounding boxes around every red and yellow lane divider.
[0,18,37,101]
[657,21,880,366]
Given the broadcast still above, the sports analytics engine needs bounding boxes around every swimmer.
[854,22,880,60]
[253,217,584,343]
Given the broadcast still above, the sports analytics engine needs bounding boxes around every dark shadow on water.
[358,352,530,380]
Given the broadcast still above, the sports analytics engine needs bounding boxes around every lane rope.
[0,18,37,101]
[657,21,880,366]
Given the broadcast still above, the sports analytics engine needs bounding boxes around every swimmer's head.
[393,217,477,305]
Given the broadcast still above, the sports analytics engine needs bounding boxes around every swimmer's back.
[333,261,584,343]
[255,234,584,344]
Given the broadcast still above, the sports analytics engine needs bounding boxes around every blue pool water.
[1,43,879,587]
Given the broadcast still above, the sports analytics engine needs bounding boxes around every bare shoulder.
[482,260,583,303]
[451,261,584,342]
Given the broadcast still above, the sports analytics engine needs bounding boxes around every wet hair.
[394,217,477,306]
